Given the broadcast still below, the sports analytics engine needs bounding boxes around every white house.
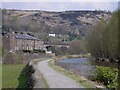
[49,33,56,37]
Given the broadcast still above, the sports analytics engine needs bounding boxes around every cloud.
[90,2,116,11]
[93,2,111,8]
[2,2,118,11]
[2,0,120,2]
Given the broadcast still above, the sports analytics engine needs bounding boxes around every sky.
[1,0,120,12]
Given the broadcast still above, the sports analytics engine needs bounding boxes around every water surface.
[55,58,118,79]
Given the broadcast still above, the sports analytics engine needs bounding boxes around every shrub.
[94,66,118,88]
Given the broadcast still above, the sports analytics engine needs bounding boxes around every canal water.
[55,58,118,79]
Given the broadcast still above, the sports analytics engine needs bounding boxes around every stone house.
[3,30,45,52]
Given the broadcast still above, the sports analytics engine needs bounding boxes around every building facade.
[3,30,45,52]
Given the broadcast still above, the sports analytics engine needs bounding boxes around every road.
[37,60,84,88]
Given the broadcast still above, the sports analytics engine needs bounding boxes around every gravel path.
[37,60,84,88]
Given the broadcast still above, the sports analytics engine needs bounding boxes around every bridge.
[44,44,69,48]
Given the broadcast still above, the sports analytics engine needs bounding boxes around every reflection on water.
[55,58,118,79]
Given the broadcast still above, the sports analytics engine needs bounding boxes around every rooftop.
[15,33,39,40]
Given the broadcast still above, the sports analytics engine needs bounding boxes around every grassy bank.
[41,73,49,88]
[0,64,1,90]
[0,46,2,89]
[48,59,96,89]
[0,47,2,56]
[2,64,29,88]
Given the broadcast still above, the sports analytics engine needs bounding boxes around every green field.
[0,48,2,56]
[2,64,29,88]
[0,64,2,89]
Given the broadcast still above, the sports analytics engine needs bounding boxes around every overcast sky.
[1,0,119,12]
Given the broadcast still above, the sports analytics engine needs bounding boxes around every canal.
[55,58,118,79]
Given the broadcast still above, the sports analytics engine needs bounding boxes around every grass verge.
[2,64,29,88]
[0,47,2,56]
[48,59,96,89]
[41,73,49,88]
[0,64,2,90]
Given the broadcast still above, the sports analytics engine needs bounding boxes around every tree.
[68,40,86,54]
[107,10,118,59]
[86,10,119,62]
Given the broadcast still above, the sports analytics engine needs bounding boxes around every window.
[15,46,18,50]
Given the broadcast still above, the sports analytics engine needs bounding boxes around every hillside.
[2,9,111,44]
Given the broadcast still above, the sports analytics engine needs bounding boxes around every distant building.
[46,51,52,54]
[3,30,45,52]
[49,33,56,37]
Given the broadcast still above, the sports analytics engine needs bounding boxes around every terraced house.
[3,30,46,52]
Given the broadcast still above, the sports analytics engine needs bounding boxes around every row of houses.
[3,30,46,52]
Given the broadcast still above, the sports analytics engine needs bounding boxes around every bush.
[93,66,118,88]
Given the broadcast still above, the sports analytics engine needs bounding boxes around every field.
[0,47,2,56]
[2,64,28,88]
[0,64,1,89]
[0,34,2,56]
